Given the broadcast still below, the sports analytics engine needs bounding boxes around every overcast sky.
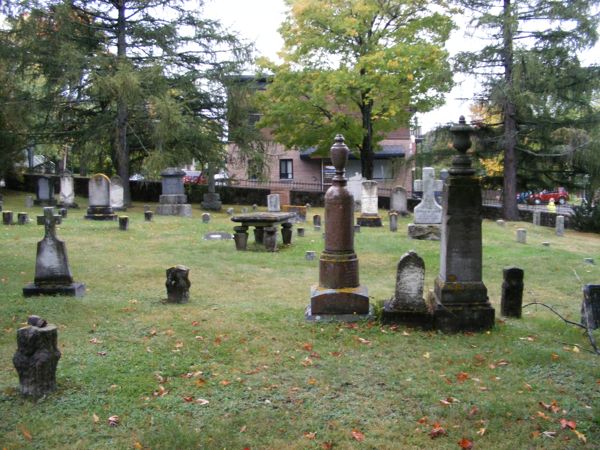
[203,0,599,132]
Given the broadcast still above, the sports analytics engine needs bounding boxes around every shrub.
[570,201,600,232]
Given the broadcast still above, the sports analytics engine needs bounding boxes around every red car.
[527,187,569,205]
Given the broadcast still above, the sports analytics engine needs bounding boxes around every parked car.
[527,187,569,205]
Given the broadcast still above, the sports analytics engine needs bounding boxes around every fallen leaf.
[107,415,120,427]
[133,442,143,449]
[430,422,447,439]
[302,343,313,351]
[89,338,101,344]
[551,353,559,361]
[402,330,410,336]
[351,429,365,441]
[321,442,333,450]
[357,337,371,345]
[304,431,317,440]
[559,418,576,430]
[240,425,247,433]
[458,437,474,449]
[417,416,428,424]
[175,341,184,349]
[542,431,556,438]
[153,385,168,397]
[182,396,193,402]
[191,321,199,326]
[195,378,206,387]
[456,372,469,382]
[537,411,551,420]
[524,383,533,391]
[423,352,430,359]
[97,351,107,356]
[539,400,560,413]
[307,377,318,385]
[572,346,580,353]
[301,357,313,367]
[572,429,586,443]
[477,428,486,436]
[195,398,209,405]
[468,406,479,417]
[220,380,230,386]
[92,413,100,424]
[18,425,32,441]
[155,373,166,384]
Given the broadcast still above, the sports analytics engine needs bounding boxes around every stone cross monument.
[307,135,370,321]
[433,116,495,332]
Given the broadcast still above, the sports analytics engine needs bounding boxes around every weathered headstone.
[390,186,408,216]
[432,117,494,332]
[34,176,56,206]
[165,265,190,303]
[23,207,85,297]
[242,207,249,214]
[500,267,524,318]
[532,211,541,226]
[144,211,153,222]
[313,214,321,227]
[110,175,125,211]
[118,216,129,231]
[155,168,192,217]
[226,207,234,216]
[17,212,29,225]
[297,227,305,237]
[581,284,600,330]
[357,180,382,227]
[201,166,222,211]
[282,205,307,222]
[516,228,527,244]
[282,223,293,245]
[59,171,77,208]
[305,251,316,261]
[307,135,370,321]
[3,211,13,225]
[408,167,442,240]
[85,174,117,220]
[13,316,61,397]
[144,204,150,212]
[267,194,281,212]
[354,224,361,233]
[389,211,399,232]
[382,251,434,327]
[584,257,594,265]
[252,204,258,212]
[347,172,364,209]
[556,215,565,236]
[25,195,34,208]
[201,213,211,224]
[496,219,506,227]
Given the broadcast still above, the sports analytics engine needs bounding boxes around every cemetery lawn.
[0,189,599,449]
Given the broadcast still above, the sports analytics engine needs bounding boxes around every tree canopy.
[256,0,455,180]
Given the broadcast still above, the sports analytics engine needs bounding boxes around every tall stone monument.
[357,180,382,227]
[433,117,495,332]
[85,174,117,220]
[307,135,370,321]
[23,207,85,297]
[156,168,192,217]
[408,167,443,240]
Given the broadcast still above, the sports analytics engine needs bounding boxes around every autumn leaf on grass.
[430,422,447,439]
[539,400,560,413]
[417,416,428,424]
[351,429,365,441]
[195,377,206,387]
[572,429,587,443]
[195,398,209,405]
[302,343,313,352]
[304,431,317,440]
[301,357,313,367]
[321,442,333,450]
[458,437,474,449]
[476,428,486,436]
[191,320,199,326]
[536,411,551,421]
[183,396,194,402]
[356,337,371,345]
[107,415,120,427]
[468,406,479,417]
[92,413,100,424]
[18,425,32,441]
[153,385,168,397]
[154,373,166,384]
[456,372,469,383]
[440,397,459,406]
[559,418,576,430]
[220,380,230,386]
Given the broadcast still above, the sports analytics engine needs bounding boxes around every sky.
[203,0,599,133]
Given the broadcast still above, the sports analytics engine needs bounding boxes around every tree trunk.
[360,98,374,180]
[501,0,519,220]
[115,0,131,205]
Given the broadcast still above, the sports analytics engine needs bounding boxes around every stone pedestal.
[432,117,494,332]
[282,223,293,245]
[156,168,192,217]
[264,226,278,252]
[308,135,370,321]
[202,192,222,211]
[407,224,440,240]
[13,320,61,397]
[233,226,248,250]
[389,212,398,232]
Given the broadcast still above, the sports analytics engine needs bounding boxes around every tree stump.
[13,321,61,397]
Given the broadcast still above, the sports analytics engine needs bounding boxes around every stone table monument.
[13,315,61,397]
[356,180,382,227]
[156,168,192,217]
[23,207,85,297]
[432,117,495,332]
[85,174,117,220]
[408,167,442,240]
[307,135,370,321]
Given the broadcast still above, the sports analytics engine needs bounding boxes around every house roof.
[300,143,408,161]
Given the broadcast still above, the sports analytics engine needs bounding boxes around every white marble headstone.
[413,167,442,224]
[110,176,124,209]
[390,186,407,214]
[89,174,110,207]
[360,180,379,215]
[267,194,281,212]
[60,173,75,205]
[347,172,365,207]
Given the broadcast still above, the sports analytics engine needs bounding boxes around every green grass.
[0,189,599,449]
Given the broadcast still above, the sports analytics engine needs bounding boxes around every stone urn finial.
[330,134,348,178]
[449,115,475,175]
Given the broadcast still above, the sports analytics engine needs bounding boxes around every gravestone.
[305,251,316,261]
[203,231,233,241]
[59,208,67,218]
[282,223,293,245]
[389,211,398,232]
[23,207,85,297]
[156,168,192,217]
[118,216,129,231]
[201,166,222,211]
[313,215,321,227]
[347,172,365,208]
[357,180,382,227]
[556,215,565,236]
[354,224,361,233]
[3,211,13,225]
[581,285,600,330]
[13,316,61,397]
[390,186,408,216]
[226,207,234,216]
[501,267,524,318]
[496,219,506,227]
[17,212,29,225]
[297,227,305,237]
[263,226,278,252]
[34,176,56,206]
[516,228,527,244]
[165,265,190,303]
[59,171,77,208]
[233,226,248,250]
[432,117,494,332]
[242,207,249,213]
[144,211,153,221]
[533,211,541,226]
[85,174,117,220]
[408,167,442,240]
[144,204,150,212]
[25,195,34,208]
[267,194,281,212]
[382,251,434,327]
[307,135,370,321]
[252,204,258,211]
[201,213,211,223]
[110,176,125,211]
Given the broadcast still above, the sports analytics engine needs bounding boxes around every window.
[279,159,293,180]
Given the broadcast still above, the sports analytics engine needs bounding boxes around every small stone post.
[389,211,398,232]
[201,213,211,223]
[17,212,29,225]
[556,215,565,236]
[282,222,293,245]
[297,227,305,237]
[25,195,34,208]
[233,226,248,251]
[118,216,129,231]
[501,267,524,318]
[516,228,527,244]
[533,211,541,226]
[59,208,67,218]
[13,316,61,397]
[165,265,191,303]
[3,210,13,225]
[581,285,600,330]
[144,211,153,222]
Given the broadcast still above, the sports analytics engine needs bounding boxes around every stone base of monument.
[381,298,436,329]
[58,202,79,209]
[23,282,86,297]
[34,199,57,207]
[408,223,441,240]
[201,193,222,211]
[85,206,117,220]
[307,285,371,321]
[156,194,192,217]
[356,214,382,227]
[432,279,495,332]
